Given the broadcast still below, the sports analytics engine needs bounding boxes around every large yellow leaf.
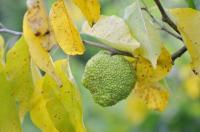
[26,0,55,51]
[73,0,100,25]
[0,73,22,132]
[23,10,62,87]
[5,37,34,119]
[0,35,4,70]
[133,82,169,112]
[42,59,85,132]
[136,47,172,83]
[50,0,85,55]
[30,62,58,132]
[81,15,140,54]
[124,0,162,67]
[170,8,200,76]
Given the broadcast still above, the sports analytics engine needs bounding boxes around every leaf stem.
[171,46,187,62]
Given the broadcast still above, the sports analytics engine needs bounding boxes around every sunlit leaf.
[185,76,200,99]
[50,0,85,55]
[0,73,22,132]
[26,0,55,51]
[42,59,85,132]
[73,0,100,25]
[126,96,148,125]
[133,82,169,112]
[136,47,172,83]
[23,8,62,87]
[124,0,162,67]
[81,15,140,54]
[170,8,200,76]
[0,35,4,70]
[5,37,34,119]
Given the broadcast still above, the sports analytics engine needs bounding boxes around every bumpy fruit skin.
[82,50,136,107]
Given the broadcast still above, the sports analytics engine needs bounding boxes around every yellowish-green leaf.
[136,47,172,83]
[23,10,62,87]
[124,0,162,67]
[5,37,34,119]
[73,0,100,25]
[133,82,169,112]
[81,15,140,54]
[185,76,200,99]
[50,0,85,55]
[0,73,22,132]
[170,8,200,76]
[42,59,85,132]
[126,96,148,125]
[26,0,55,51]
[30,61,59,132]
[0,35,4,70]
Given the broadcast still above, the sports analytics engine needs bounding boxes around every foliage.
[0,0,200,131]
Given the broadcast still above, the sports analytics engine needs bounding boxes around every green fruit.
[82,50,136,107]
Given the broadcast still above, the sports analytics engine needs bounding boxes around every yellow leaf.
[0,35,4,70]
[73,0,100,25]
[185,76,200,99]
[133,82,169,112]
[81,16,140,54]
[23,10,62,87]
[126,96,148,125]
[26,0,55,51]
[170,8,200,75]
[0,73,22,132]
[136,47,172,83]
[50,0,85,55]
[5,37,34,119]
[42,59,85,132]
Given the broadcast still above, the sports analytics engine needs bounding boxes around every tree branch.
[154,0,180,34]
[172,46,187,62]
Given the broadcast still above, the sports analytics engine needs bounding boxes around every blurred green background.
[1,0,200,132]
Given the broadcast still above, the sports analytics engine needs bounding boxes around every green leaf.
[0,73,22,132]
[124,0,162,67]
[5,37,34,119]
[81,15,140,54]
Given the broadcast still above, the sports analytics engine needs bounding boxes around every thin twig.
[0,23,22,36]
[172,46,187,62]
[83,40,133,57]
[141,7,182,41]
[154,0,180,34]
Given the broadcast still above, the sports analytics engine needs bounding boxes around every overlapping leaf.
[73,0,100,25]
[30,62,58,132]
[0,73,22,132]
[30,59,85,132]
[136,47,172,83]
[81,15,140,54]
[170,8,200,76]
[50,0,85,55]
[23,1,62,87]
[42,59,85,132]
[5,37,34,119]
[124,0,162,67]
[133,82,169,112]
